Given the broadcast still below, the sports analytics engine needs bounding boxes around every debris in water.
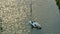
[29,21,42,30]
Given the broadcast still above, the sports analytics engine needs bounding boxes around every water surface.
[30,0,60,34]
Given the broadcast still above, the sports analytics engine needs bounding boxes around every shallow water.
[0,0,60,34]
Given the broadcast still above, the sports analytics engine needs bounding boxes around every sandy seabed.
[0,0,31,34]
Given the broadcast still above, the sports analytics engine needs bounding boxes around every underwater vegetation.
[55,0,60,10]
